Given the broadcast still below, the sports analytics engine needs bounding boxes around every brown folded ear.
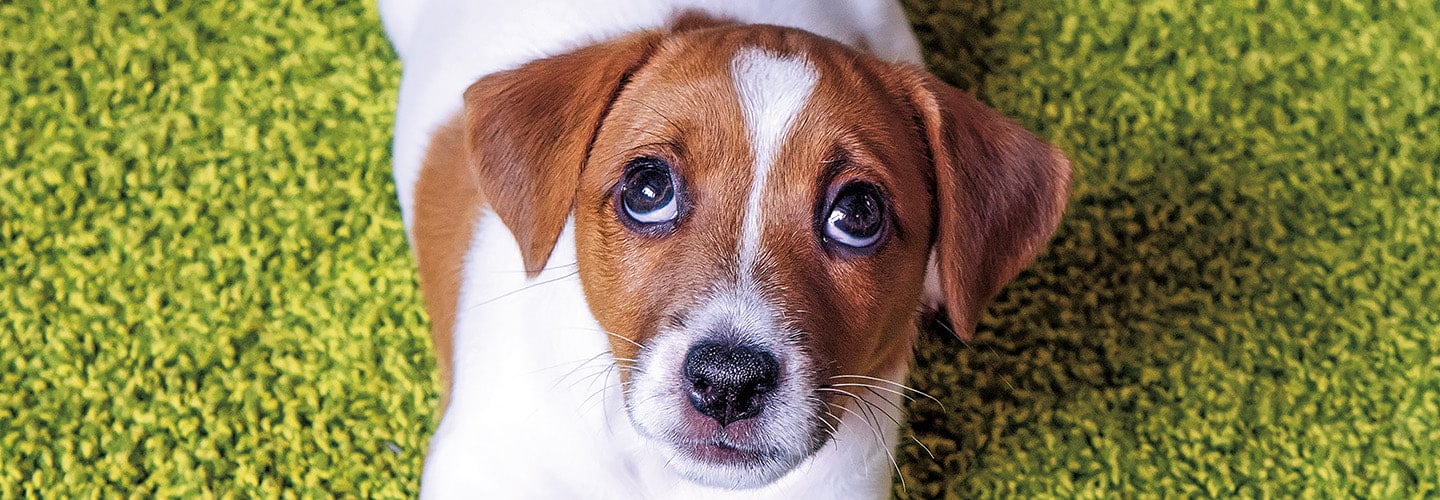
[902,69,1072,340]
[463,32,663,276]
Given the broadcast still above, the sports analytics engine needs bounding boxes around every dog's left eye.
[822,182,886,249]
[619,158,679,226]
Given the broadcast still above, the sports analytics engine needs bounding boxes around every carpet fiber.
[2,0,1436,497]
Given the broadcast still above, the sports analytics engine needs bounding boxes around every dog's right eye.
[820,182,888,252]
[618,157,681,229]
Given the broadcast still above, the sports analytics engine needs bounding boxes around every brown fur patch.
[667,9,735,32]
[894,67,1073,340]
[412,116,480,411]
[462,32,665,275]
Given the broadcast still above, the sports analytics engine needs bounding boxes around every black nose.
[682,341,780,426]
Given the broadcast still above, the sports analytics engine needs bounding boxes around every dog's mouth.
[671,439,775,466]
[647,428,814,489]
[624,366,834,489]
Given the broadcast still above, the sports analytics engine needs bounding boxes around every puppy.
[381,1,1070,497]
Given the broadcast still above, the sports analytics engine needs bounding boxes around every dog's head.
[459,23,1069,488]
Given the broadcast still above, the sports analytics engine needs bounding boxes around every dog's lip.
[672,439,773,466]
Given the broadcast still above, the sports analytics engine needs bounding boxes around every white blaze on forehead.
[731,47,819,276]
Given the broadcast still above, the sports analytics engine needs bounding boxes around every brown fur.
[667,9,735,32]
[462,32,666,276]
[897,68,1072,340]
[412,116,480,411]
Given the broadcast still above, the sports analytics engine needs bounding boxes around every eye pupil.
[823,183,886,249]
[832,192,880,238]
[620,158,679,226]
[625,168,672,212]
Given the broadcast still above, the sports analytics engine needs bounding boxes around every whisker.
[579,365,618,411]
[820,388,936,465]
[632,390,669,409]
[822,388,904,440]
[827,374,947,411]
[467,270,580,310]
[536,350,609,375]
[814,386,858,400]
[854,390,904,429]
[826,374,935,397]
[807,396,842,426]
[808,399,842,443]
[858,386,907,419]
[817,389,882,434]
[491,261,579,274]
[911,435,936,461]
[825,383,916,405]
[549,352,615,390]
[930,317,974,351]
[824,400,905,493]
[563,326,647,354]
[602,330,644,350]
[568,362,620,392]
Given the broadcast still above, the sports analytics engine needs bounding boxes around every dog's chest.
[420,212,634,497]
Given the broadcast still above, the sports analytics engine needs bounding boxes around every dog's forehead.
[724,46,819,272]
[626,28,884,117]
[590,28,930,258]
[654,35,920,192]
[657,31,912,154]
[610,29,915,181]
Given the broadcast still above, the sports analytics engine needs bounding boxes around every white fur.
[383,1,924,497]
[732,48,819,273]
[923,250,945,310]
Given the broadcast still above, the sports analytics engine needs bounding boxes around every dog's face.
[576,34,935,487]
[460,24,1069,489]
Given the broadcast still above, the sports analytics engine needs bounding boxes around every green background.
[3,0,1436,497]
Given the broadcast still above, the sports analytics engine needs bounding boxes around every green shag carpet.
[2,0,1437,496]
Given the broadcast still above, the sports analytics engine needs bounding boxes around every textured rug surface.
[3,0,1436,497]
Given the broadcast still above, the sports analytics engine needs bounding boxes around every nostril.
[682,341,780,425]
